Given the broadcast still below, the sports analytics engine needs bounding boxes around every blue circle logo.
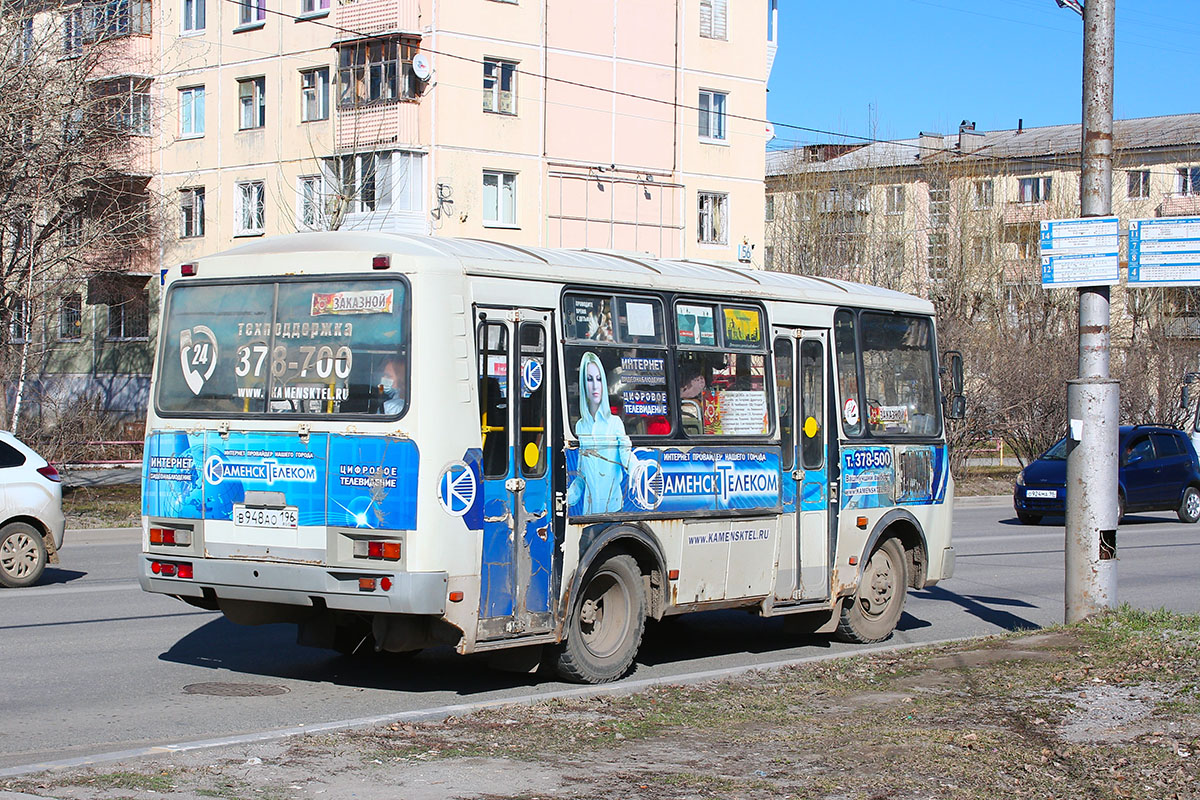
[438,461,477,517]
[521,358,543,394]
[632,458,664,511]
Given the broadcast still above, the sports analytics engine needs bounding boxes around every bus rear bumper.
[139,557,448,616]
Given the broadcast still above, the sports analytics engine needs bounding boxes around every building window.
[7,297,28,344]
[238,76,266,130]
[300,0,329,15]
[885,240,904,272]
[763,244,774,271]
[699,0,727,40]
[179,86,205,137]
[885,185,905,215]
[482,171,517,226]
[301,67,329,121]
[1176,166,1200,196]
[971,235,993,265]
[107,291,149,341]
[483,59,517,115]
[698,192,728,244]
[59,293,82,341]
[1127,170,1151,198]
[298,176,325,229]
[64,0,151,53]
[63,214,83,247]
[237,0,266,27]
[180,187,205,238]
[765,194,774,222]
[98,77,151,135]
[236,181,265,235]
[973,179,994,209]
[698,90,726,140]
[1017,176,1052,204]
[182,0,205,32]
[337,38,419,108]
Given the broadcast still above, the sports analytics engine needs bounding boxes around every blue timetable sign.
[1128,217,1200,286]
[1039,217,1120,287]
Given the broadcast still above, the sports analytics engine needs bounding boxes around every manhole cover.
[183,682,290,697]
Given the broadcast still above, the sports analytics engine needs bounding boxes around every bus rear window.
[155,278,408,417]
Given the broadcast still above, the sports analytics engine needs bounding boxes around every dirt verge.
[4,607,1198,800]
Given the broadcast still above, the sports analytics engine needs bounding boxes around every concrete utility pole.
[1062,0,1119,623]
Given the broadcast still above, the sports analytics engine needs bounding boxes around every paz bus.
[140,233,962,683]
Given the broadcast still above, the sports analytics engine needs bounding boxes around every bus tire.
[834,538,907,644]
[555,554,645,684]
[0,522,48,588]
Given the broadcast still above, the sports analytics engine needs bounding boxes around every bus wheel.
[834,538,907,644]
[555,554,645,684]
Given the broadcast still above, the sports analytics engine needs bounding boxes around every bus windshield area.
[155,277,408,417]
[836,310,941,438]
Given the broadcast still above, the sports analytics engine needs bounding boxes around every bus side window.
[773,337,794,471]
[478,321,510,478]
[518,322,547,477]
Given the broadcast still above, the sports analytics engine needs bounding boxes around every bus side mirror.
[948,395,966,420]
[946,351,964,396]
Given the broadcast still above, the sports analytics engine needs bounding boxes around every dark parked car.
[1013,425,1200,525]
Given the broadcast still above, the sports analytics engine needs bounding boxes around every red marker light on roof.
[372,255,390,270]
[180,263,198,276]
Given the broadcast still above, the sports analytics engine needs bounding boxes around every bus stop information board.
[1128,217,1200,286]
[1040,217,1120,287]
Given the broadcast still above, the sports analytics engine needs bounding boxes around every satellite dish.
[412,53,432,81]
[765,122,775,140]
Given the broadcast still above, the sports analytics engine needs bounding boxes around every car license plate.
[1026,489,1057,499]
[232,504,299,529]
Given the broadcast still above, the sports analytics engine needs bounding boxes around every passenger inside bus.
[376,355,406,414]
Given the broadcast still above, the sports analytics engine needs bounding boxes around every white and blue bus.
[141,233,961,683]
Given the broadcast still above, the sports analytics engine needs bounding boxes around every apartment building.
[160,0,778,268]
[764,114,1200,333]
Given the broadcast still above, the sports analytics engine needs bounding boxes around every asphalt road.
[2,499,1197,773]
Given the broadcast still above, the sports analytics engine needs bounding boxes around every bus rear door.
[475,309,556,640]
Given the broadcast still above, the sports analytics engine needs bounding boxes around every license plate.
[1026,489,1057,499]
[232,504,299,529]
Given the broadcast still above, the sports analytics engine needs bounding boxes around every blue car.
[1013,425,1200,525]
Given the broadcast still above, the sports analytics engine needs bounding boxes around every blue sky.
[765,0,1198,149]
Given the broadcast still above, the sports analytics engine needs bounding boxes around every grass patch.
[63,770,174,792]
[62,483,141,528]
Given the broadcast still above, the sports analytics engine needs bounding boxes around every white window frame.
[973,179,994,209]
[1176,166,1200,196]
[483,58,517,115]
[297,175,325,229]
[180,187,205,238]
[1127,169,1150,198]
[885,185,905,215]
[106,292,149,341]
[697,191,728,245]
[181,0,205,32]
[482,170,517,227]
[1017,176,1052,204]
[698,89,727,141]
[179,85,204,137]
[7,297,28,344]
[237,0,265,28]
[300,0,329,16]
[699,0,727,40]
[236,180,265,235]
[300,67,329,122]
[238,76,265,130]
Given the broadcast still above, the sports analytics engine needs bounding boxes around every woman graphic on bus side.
[568,352,636,514]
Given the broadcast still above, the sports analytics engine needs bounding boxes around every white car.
[0,431,66,587]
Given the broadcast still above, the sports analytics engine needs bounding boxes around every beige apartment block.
[157,0,779,272]
[765,114,1200,335]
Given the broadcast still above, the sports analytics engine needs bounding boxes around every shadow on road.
[158,605,939,692]
[911,584,1040,632]
[37,567,88,586]
[1000,513,1179,527]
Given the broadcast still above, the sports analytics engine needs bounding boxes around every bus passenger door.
[772,329,832,602]
[476,309,555,640]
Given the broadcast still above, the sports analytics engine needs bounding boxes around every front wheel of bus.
[555,554,645,684]
[834,538,907,644]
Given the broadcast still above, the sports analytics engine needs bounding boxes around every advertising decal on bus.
[564,446,781,517]
[840,444,947,510]
[144,431,418,529]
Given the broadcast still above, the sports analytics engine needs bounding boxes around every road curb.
[953,495,1010,508]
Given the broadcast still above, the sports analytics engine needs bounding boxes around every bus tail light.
[353,540,401,560]
[380,577,392,591]
[359,578,377,591]
[150,559,193,578]
[181,263,198,276]
[150,527,192,546]
[372,255,390,270]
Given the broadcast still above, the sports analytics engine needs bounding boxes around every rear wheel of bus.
[834,538,907,644]
[555,554,645,683]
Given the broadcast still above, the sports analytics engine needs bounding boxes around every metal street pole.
[1065,0,1119,623]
